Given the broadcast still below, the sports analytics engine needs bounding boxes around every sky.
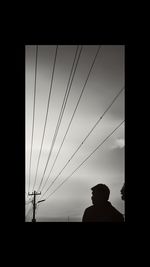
[25,45,125,222]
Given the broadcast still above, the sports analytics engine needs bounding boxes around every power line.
[40,86,124,199]
[37,46,82,192]
[28,45,38,193]
[40,45,102,193]
[32,45,58,192]
[44,120,125,201]
[39,45,83,192]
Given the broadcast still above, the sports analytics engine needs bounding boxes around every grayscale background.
[25,45,125,222]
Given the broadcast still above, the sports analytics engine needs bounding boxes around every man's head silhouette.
[91,184,110,205]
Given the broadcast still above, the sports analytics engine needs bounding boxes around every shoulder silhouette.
[82,184,124,222]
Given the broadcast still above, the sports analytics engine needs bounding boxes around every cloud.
[111,138,125,149]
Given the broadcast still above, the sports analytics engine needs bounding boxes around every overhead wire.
[39,86,124,199]
[44,119,125,201]
[37,46,83,192]
[28,45,38,194]
[32,45,58,192]
[40,45,102,193]
[38,45,83,192]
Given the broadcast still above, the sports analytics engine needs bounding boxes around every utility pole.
[28,191,41,222]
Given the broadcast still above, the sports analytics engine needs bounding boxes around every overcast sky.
[25,45,125,222]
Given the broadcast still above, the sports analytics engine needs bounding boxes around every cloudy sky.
[25,45,125,222]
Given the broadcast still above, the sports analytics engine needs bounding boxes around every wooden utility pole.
[28,191,41,222]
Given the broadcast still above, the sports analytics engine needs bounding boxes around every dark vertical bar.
[32,191,36,222]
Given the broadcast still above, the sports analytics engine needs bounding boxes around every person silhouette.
[82,184,124,222]
[121,183,125,200]
[120,183,125,220]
